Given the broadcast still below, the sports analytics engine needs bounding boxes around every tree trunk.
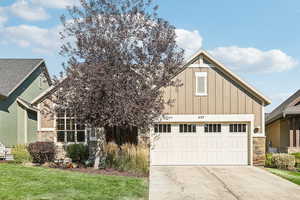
[94,128,106,169]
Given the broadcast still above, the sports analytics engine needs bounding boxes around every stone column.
[253,137,266,166]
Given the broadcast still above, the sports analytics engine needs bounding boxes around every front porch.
[287,116,300,153]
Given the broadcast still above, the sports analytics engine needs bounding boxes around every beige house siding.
[266,118,291,152]
[162,59,263,129]
[280,119,290,150]
[266,120,281,149]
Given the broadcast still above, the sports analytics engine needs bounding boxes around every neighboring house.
[33,49,270,166]
[0,59,51,147]
[266,90,300,153]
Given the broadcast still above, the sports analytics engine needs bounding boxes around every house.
[0,59,51,147]
[33,49,270,166]
[150,50,271,166]
[266,90,300,153]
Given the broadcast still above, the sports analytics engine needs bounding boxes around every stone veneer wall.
[37,131,66,160]
[253,137,266,166]
[37,131,56,142]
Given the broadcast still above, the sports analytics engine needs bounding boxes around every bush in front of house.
[11,144,32,164]
[104,142,149,175]
[291,153,300,168]
[66,144,89,164]
[265,153,274,168]
[266,153,295,170]
[27,142,55,164]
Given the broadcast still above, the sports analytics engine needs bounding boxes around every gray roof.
[283,105,300,116]
[0,59,43,96]
[266,89,300,124]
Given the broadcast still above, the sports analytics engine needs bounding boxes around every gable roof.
[0,59,51,97]
[32,49,271,107]
[266,89,300,124]
[179,49,271,105]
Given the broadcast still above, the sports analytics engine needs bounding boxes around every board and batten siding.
[161,58,263,130]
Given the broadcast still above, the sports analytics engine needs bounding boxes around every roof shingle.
[266,89,300,124]
[0,59,43,96]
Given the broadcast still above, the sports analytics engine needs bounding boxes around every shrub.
[27,142,55,164]
[270,153,295,170]
[11,144,32,164]
[265,154,274,168]
[291,153,300,168]
[104,142,149,175]
[105,142,119,168]
[66,144,89,163]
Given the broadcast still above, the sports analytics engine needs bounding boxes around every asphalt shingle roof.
[0,59,43,96]
[266,89,300,124]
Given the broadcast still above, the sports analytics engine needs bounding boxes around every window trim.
[229,124,247,133]
[195,72,208,96]
[55,110,87,144]
[154,124,172,133]
[204,124,222,133]
[179,124,196,133]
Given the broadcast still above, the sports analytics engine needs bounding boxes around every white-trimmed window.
[154,124,171,133]
[195,72,207,96]
[204,124,221,133]
[230,124,247,133]
[56,110,86,143]
[179,124,196,133]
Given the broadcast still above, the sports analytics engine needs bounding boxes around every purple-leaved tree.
[53,0,184,167]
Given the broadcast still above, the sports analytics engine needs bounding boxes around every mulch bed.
[0,160,9,163]
[63,167,148,178]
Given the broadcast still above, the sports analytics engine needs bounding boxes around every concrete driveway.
[149,166,300,200]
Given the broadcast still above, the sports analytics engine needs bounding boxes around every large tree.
[53,0,184,142]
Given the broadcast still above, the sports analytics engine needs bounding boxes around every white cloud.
[10,0,49,21]
[270,92,293,102]
[31,0,80,9]
[0,7,8,27]
[175,29,203,58]
[0,24,62,54]
[209,46,298,73]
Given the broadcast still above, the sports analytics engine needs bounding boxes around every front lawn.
[267,168,300,186]
[0,164,148,200]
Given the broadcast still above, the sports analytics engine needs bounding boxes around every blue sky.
[0,0,299,112]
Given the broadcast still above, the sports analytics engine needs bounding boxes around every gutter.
[17,98,38,112]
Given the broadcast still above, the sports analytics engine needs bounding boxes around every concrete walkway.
[149,166,300,200]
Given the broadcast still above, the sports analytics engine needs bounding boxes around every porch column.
[296,130,300,148]
[290,130,294,147]
[290,118,295,147]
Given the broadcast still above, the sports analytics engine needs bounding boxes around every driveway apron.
[149,166,300,200]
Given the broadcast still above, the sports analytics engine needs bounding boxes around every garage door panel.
[151,123,249,165]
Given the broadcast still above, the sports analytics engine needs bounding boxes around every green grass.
[267,168,300,186]
[0,164,148,200]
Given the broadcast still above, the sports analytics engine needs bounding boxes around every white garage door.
[151,123,249,165]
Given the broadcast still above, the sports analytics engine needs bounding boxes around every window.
[57,131,65,142]
[179,124,196,133]
[204,124,221,133]
[230,124,247,133]
[56,110,86,143]
[154,124,171,133]
[195,72,207,96]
